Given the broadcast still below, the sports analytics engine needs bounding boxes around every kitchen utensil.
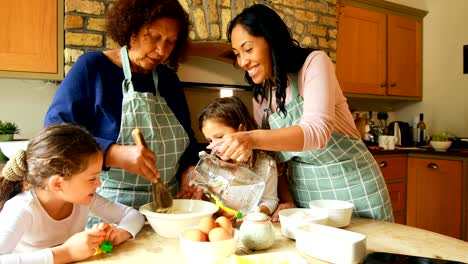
[179,226,239,264]
[308,199,354,228]
[132,128,173,213]
[187,151,265,216]
[278,208,328,239]
[209,193,243,220]
[239,212,275,250]
[295,223,367,264]
[377,112,389,135]
[139,199,219,238]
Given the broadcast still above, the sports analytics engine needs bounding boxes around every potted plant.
[0,120,20,141]
[430,132,454,152]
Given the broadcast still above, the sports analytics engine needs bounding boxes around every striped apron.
[88,46,189,226]
[264,75,393,221]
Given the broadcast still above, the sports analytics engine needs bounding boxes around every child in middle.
[198,96,279,216]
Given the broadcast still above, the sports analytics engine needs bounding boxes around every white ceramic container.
[239,212,275,250]
[179,226,239,264]
[295,223,367,264]
[139,199,218,238]
[309,199,354,228]
[278,208,328,239]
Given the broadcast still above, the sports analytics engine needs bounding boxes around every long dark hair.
[0,124,101,210]
[106,0,190,70]
[198,96,257,132]
[227,4,314,116]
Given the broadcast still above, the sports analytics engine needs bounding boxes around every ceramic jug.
[239,212,275,250]
[187,151,265,216]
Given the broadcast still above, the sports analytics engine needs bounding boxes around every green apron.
[264,75,393,221]
[88,46,189,226]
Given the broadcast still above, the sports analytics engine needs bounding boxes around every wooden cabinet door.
[0,0,60,76]
[387,15,422,97]
[387,182,406,224]
[336,5,386,95]
[374,156,407,224]
[407,158,462,239]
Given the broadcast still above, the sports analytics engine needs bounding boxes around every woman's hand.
[52,229,106,262]
[106,144,160,183]
[271,202,296,222]
[207,131,254,162]
[176,166,204,199]
[92,223,132,246]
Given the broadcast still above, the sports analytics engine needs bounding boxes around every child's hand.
[57,229,106,262]
[92,223,132,246]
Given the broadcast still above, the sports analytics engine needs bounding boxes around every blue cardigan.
[44,51,200,172]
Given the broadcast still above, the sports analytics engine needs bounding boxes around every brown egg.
[209,227,232,242]
[183,228,208,242]
[215,216,234,236]
[198,216,216,235]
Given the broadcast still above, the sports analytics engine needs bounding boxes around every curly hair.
[227,4,315,116]
[106,0,190,70]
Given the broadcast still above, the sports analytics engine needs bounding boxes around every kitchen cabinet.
[0,0,64,80]
[407,157,463,239]
[336,2,425,99]
[374,155,407,224]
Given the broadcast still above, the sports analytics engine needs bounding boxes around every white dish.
[179,226,239,264]
[278,208,328,239]
[139,199,219,238]
[0,140,29,159]
[295,223,367,264]
[309,199,354,228]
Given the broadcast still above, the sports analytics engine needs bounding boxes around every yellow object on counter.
[210,194,243,219]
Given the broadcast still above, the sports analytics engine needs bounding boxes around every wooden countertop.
[80,218,468,263]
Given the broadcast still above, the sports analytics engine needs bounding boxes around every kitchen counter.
[370,147,468,158]
[80,218,468,263]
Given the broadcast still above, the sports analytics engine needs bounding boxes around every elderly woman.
[44,0,202,223]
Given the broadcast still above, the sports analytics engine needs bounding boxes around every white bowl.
[0,140,29,159]
[308,200,354,228]
[139,199,219,238]
[179,226,239,264]
[295,223,366,264]
[278,208,328,239]
[430,141,452,152]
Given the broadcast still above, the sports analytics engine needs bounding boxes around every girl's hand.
[271,202,296,222]
[92,223,132,246]
[55,229,106,262]
[207,131,253,162]
[176,166,204,200]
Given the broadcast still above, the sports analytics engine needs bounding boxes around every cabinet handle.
[379,161,387,168]
[380,83,387,87]
[390,82,397,87]
[427,162,439,169]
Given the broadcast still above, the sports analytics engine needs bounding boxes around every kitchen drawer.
[374,156,407,180]
[386,182,406,212]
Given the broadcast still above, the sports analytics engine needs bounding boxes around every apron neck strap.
[119,46,160,95]
[120,46,134,93]
[290,73,299,98]
[261,73,299,129]
[261,80,272,129]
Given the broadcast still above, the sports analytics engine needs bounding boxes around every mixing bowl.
[308,200,354,228]
[139,199,219,238]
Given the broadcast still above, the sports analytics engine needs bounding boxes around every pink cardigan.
[253,51,360,151]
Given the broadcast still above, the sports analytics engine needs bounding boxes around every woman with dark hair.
[44,0,203,225]
[212,4,393,222]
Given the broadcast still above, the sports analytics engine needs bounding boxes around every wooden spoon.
[132,128,173,213]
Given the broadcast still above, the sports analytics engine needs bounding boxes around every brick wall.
[64,0,337,74]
